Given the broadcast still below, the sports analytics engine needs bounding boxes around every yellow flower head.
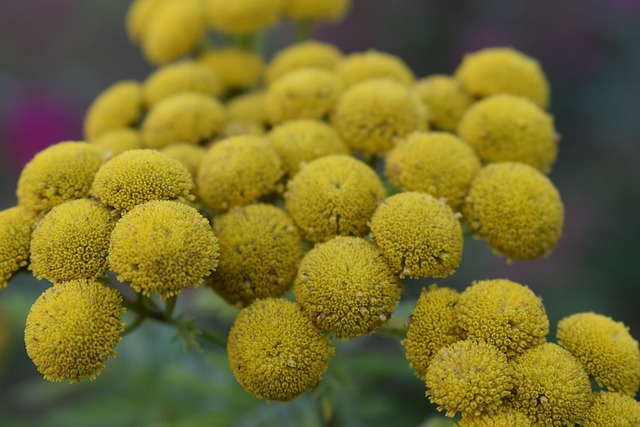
[0,206,36,289]
[456,279,549,358]
[556,312,640,396]
[332,78,427,155]
[29,199,117,283]
[198,48,264,92]
[91,149,194,212]
[24,279,125,383]
[457,94,558,172]
[197,135,283,213]
[143,61,223,107]
[284,0,350,22]
[204,0,285,36]
[455,47,550,109]
[425,339,514,418]
[581,391,640,427]
[142,92,226,149]
[83,80,144,141]
[125,0,165,43]
[17,141,106,215]
[265,41,343,86]
[403,285,464,379]
[294,236,402,339]
[456,409,535,427]
[92,128,144,159]
[220,121,265,138]
[511,343,592,427]
[268,119,349,176]
[414,74,473,132]
[463,162,564,261]
[266,68,343,125]
[284,155,385,242]
[227,298,334,401]
[337,50,416,88]
[160,143,206,181]
[226,90,267,126]
[385,131,481,211]
[108,200,219,300]
[370,192,463,279]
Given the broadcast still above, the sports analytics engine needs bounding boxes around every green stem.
[198,327,228,347]
[376,320,406,340]
[165,295,178,318]
[122,315,146,336]
[295,21,313,42]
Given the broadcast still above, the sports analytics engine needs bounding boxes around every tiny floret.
[414,74,472,132]
[455,409,535,427]
[83,81,144,140]
[0,206,36,289]
[265,41,343,86]
[581,391,640,427]
[160,143,206,180]
[92,128,143,159]
[337,50,415,88]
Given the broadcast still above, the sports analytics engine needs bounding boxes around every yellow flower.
[160,143,206,181]
[337,50,415,88]
[403,285,464,380]
[457,94,558,172]
[581,391,640,427]
[24,279,125,383]
[198,48,264,92]
[0,206,36,289]
[108,200,219,300]
[414,74,472,132]
[197,135,283,213]
[456,279,549,358]
[204,0,285,36]
[143,61,223,107]
[370,192,463,278]
[83,81,144,140]
[29,199,117,283]
[265,40,343,86]
[268,119,349,176]
[463,162,564,261]
[425,339,514,418]
[91,149,194,212]
[385,131,481,211]
[92,128,143,159]
[455,409,535,427]
[220,121,265,138]
[332,78,427,155]
[227,298,334,401]
[125,0,165,43]
[556,312,640,396]
[266,68,343,125]
[294,236,402,339]
[17,141,106,215]
[284,0,350,22]
[226,90,267,126]
[511,343,592,427]
[284,155,385,242]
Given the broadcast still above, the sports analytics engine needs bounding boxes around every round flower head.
[463,162,564,261]
[17,141,106,215]
[92,128,143,159]
[510,343,592,426]
[268,119,349,176]
[455,47,550,109]
[337,50,415,89]
[91,149,194,212]
[125,0,165,43]
[160,143,206,181]
[83,80,144,140]
[108,200,219,300]
[266,68,343,125]
[204,0,285,36]
[581,391,640,427]
[456,279,549,358]
[415,74,472,132]
[284,0,350,22]
[141,0,206,65]
[220,121,265,138]
[24,279,125,383]
[228,298,334,401]
[197,135,283,213]
[294,236,402,339]
[332,78,427,155]
[198,48,264,92]
[285,155,385,242]
[457,94,558,172]
[370,192,463,279]
[226,91,267,126]
[265,41,343,86]
[425,339,514,418]
[0,206,36,289]
[143,61,223,107]
[29,199,117,283]
[456,409,534,427]
[403,285,464,379]
[385,131,481,211]
[142,92,226,149]
[556,312,640,396]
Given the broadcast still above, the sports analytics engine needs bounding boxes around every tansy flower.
[143,61,223,107]
[265,41,343,86]
[91,149,194,212]
[456,279,549,358]
[556,312,640,396]
[463,162,564,261]
[414,74,472,132]
[425,339,514,418]
[403,285,464,380]
[160,143,206,181]
[385,131,481,211]
[284,0,350,22]
[92,128,143,159]
[284,155,385,242]
[83,81,144,140]
[581,391,640,427]
[370,192,463,278]
[226,90,267,126]
[108,200,219,300]
[455,409,535,427]
[457,94,558,172]
[337,50,415,88]
[204,0,285,36]
[227,298,334,401]
[0,206,36,289]
[17,141,106,215]
[220,121,265,138]
[24,279,125,383]
[198,48,264,92]
[125,0,165,43]
[29,199,117,283]
[332,78,427,155]
[510,343,592,427]
[294,236,402,339]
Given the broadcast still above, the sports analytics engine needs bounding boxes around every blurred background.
[1,0,639,426]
